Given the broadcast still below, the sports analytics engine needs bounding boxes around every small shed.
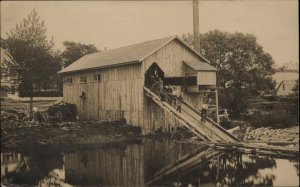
[59,36,217,133]
[183,60,217,93]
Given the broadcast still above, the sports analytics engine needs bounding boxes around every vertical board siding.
[62,63,143,126]
[142,40,206,132]
[143,40,207,78]
[63,39,209,133]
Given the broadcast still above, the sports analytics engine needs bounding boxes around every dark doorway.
[144,63,165,88]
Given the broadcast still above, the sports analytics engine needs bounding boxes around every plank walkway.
[144,87,239,143]
[144,87,299,185]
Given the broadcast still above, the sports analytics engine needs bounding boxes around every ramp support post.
[215,88,220,125]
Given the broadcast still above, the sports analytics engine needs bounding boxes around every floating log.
[175,140,299,157]
[227,126,240,133]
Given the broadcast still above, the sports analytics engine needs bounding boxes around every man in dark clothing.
[156,77,164,100]
[176,94,183,113]
[164,84,173,104]
[157,77,163,91]
[151,79,159,94]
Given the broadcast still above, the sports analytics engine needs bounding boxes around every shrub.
[248,110,298,128]
[19,90,62,97]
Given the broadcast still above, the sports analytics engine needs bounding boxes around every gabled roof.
[183,60,217,71]
[59,36,212,74]
[276,80,297,92]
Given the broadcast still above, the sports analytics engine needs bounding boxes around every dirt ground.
[1,98,299,151]
[1,120,142,152]
[1,98,142,150]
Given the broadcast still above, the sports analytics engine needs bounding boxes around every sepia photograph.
[0,0,299,186]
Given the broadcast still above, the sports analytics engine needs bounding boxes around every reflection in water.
[1,138,299,187]
[65,144,144,186]
[172,154,277,187]
[1,151,65,186]
[1,153,23,178]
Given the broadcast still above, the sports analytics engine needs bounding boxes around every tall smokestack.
[193,0,200,52]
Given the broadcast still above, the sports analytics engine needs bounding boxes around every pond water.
[1,138,299,187]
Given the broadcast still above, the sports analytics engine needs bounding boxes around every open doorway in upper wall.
[144,63,165,88]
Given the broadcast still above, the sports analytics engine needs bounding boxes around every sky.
[0,0,299,66]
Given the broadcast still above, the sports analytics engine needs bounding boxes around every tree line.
[1,9,278,118]
[0,9,99,119]
[0,9,99,93]
[182,31,276,116]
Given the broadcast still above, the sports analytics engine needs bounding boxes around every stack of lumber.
[243,126,299,144]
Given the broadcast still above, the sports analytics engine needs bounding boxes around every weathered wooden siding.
[142,96,181,134]
[63,39,213,133]
[142,39,206,107]
[197,71,216,85]
[142,40,207,77]
[63,63,143,126]
[142,40,206,132]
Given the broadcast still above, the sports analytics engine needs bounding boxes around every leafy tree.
[287,78,299,118]
[182,30,275,114]
[292,78,299,94]
[5,9,62,119]
[61,41,99,67]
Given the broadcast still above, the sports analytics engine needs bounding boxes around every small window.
[80,76,87,83]
[93,74,101,82]
[65,77,73,84]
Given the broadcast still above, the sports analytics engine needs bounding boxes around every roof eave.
[139,35,213,65]
[138,36,177,62]
[174,36,212,64]
[58,60,140,75]
[183,61,217,72]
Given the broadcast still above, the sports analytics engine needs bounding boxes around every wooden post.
[215,88,220,125]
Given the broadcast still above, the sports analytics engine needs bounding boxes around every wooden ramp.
[181,101,240,142]
[144,87,239,143]
[146,145,221,185]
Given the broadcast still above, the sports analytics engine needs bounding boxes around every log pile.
[243,126,299,144]
[176,139,299,158]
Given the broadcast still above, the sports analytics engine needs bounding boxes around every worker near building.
[157,77,163,91]
[171,87,179,107]
[151,77,159,94]
[176,92,183,113]
[164,84,173,104]
[157,77,165,100]
[201,103,208,122]
[162,85,170,103]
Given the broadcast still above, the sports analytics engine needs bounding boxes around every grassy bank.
[1,120,142,151]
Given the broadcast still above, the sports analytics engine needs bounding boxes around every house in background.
[59,36,219,134]
[275,80,298,96]
[272,69,299,96]
[1,47,18,97]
